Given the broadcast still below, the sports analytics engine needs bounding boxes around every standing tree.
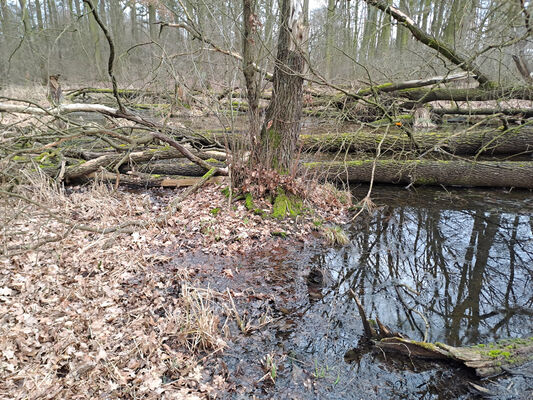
[256,0,307,173]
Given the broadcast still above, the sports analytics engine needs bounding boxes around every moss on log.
[375,337,533,377]
[305,159,533,189]
[302,128,533,155]
[205,127,533,155]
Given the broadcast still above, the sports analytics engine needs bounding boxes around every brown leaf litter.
[0,177,351,399]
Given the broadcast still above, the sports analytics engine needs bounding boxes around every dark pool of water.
[184,185,533,399]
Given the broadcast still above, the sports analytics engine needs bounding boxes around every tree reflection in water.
[324,188,533,346]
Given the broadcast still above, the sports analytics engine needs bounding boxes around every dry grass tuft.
[322,225,350,246]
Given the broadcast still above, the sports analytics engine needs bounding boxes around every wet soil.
[169,185,533,399]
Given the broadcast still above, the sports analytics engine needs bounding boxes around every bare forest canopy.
[0,0,531,87]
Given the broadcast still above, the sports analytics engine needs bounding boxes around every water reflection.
[321,187,533,346]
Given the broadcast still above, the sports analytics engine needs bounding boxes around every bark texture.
[307,160,533,189]
[259,0,306,171]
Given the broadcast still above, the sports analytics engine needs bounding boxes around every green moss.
[271,231,288,238]
[245,192,254,210]
[313,219,323,228]
[414,177,437,185]
[210,207,221,216]
[413,341,440,352]
[221,187,231,197]
[272,189,302,219]
[487,349,510,358]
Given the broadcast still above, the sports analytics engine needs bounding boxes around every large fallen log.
[305,159,533,189]
[302,128,533,155]
[397,86,533,103]
[206,127,533,155]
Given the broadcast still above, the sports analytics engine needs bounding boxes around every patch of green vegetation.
[245,192,254,210]
[210,207,221,216]
[313,219,323,228]
[272,189,302,219]
[221,187,231,197]
[487,349,511,358]
[271,231,288,238]
[414,177,437,185]
[414,341,440,352]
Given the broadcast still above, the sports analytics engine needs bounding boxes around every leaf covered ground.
[0,177,351,399]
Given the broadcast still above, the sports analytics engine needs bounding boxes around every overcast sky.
[309,0,325,10]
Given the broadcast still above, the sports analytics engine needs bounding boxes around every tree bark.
[207,127,533,156]
[306,160,533,189]
[259,0,307,172]
[397,86,533,105]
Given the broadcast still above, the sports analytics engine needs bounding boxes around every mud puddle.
[172,185,533,399]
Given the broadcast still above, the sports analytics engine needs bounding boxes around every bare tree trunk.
[259,0,307,172]
[242,0,261,157]
[324,0,335,78]
[85,0,104,77]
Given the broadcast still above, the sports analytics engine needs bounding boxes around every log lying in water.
[305,160,533,189]
[375,337,533,377]
[349,290,533,378]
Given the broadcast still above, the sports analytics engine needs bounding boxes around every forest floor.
[0,175,351,399]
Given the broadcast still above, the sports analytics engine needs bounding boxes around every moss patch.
[245,192,254,210]
[272,189,302,219]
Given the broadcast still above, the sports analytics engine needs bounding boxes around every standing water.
[197,185,533,399]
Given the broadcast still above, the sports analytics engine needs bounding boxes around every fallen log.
[354,72,473,96]
[63,148,224,181]
[397,86,533,104]
[349,290,533,378]
[375,337,533,377]
[0,101,228,176]
[207,127,533,155]
[433,107,533,118]
[124,160,225,177]
[306,159,533,189]
[84,170,224,188]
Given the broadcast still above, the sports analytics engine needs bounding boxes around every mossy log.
[123,160,226,177]
[375,337,533,377]
[350,290,533,378]
[302,128,533,155]
[63,148,224,181]
[66,87,176,101]
[84,170,224,188]
[305,159,533,189]
[205,127,533,155]
[397,86,533,104]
